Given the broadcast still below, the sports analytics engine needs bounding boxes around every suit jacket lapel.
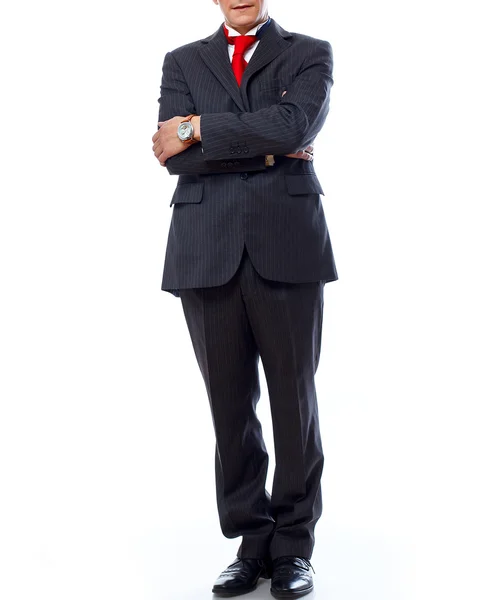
[199,25,245,112]
[198,19,292,112]
[240,19,292,98]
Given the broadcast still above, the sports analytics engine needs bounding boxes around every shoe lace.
[273,556,315,575]
[299,557,315,574]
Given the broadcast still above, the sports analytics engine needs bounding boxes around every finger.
[154,144,165,160]
[158,121,165,126]
[284,151,313,161]
[159,148,171,164]
[305,145,314,154]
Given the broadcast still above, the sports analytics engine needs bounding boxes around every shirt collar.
[225,18,270,37]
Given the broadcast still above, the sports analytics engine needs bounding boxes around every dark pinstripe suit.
[157,18,338,561]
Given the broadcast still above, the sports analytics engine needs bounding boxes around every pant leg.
[178,253,275,559]
[237,249,326,561]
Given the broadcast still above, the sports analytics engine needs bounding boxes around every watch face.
[178,121,193,141]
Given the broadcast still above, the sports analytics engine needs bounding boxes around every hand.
[152,116,199,166]
[285,145,314,161]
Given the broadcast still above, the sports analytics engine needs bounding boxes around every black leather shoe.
[212,557,272,597]
[270,556,315,598]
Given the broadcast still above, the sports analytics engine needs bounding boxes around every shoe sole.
[212,584,257,597]
[212,572,270,596]
[270,583,314,598]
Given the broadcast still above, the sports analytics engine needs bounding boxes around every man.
[152,1,338,597]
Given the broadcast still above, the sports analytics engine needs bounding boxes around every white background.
[1,1,501,599]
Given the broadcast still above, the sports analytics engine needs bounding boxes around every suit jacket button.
[221,162,227,167]
[243,147,249,154]
[240,173,248,180]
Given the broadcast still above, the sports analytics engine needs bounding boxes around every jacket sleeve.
[199,40,334,160]
[158,52,267,175]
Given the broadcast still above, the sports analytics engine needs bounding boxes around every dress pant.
[178,245,325,561]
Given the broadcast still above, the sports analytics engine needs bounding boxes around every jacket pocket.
[284,174,324,196]
[169,182,204,207]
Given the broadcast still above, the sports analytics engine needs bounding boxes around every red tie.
[223,25,257,86]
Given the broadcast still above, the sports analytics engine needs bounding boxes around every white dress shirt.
[225,19,269,63]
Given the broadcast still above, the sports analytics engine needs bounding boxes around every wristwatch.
[177,114,196,144]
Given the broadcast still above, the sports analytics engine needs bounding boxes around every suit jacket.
[158,18,338,297]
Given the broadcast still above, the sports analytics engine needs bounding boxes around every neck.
[226,15,268,36]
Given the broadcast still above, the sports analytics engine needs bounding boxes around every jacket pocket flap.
[285,174,324,196]
[170,182,204,207]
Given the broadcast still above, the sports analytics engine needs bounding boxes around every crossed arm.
[152,40,333,173]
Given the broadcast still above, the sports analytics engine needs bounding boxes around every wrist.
[177,114,200,145]
[192,116,201,142]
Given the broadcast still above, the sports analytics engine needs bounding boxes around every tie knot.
[223,25,257,55]
[233,35,257,55]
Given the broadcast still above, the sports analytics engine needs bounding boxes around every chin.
[229,8,259,22]
[232,14,255,22]
[231,17,255,27]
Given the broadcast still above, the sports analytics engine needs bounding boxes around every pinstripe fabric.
[179,247,324,561]
[158,18,338,297]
